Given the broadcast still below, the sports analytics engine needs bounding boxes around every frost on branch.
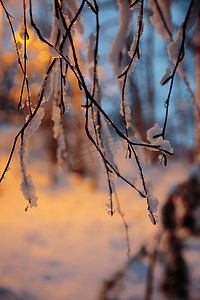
[120,101,132,128]
[186,0,200,32]
[18,108,44,209]
[86,33,98,81]
[20,173,38,209]
[120,61,136,78]
[148,0,172,41]
[160,66,173,86]
[19,22,29,41]
[128,36,140,61]
[167,1,200,79]
[50,2,70,56]
[24,108,44,140]
[100,117,116,169]
[121,1,143,77]
[63,85,71,113]
[107,0,133,78]
[147,123,174,154]
[42,71,54,103]
[63,0,84,35]
[146,181,159,224]
[147,123,162,141]
[128,3,144,61]
[167,26,185,78]
[52,99,67,166]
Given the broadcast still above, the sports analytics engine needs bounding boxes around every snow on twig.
[107,0,133,79]
[18,108,44,209]
[148,0,172,41]
[147,123,174,154]
[52,99,67,167]
[159,0,199,139]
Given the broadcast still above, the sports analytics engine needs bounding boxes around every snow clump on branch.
[148,0,172,41]
[147,123,174,154]
[18,108,44,209]
[107,0,133,78]
[167,27,185,78]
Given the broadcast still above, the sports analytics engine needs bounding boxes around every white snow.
[19,22,26,41]
[186,0,200,32]
[63,87,71,113]
[42,71,54,103]
[107,0,133,78]
[50,3,69,57]
[166,0,200,79]
[52,103,61,139]
[120,61,136,77]
[20,174,38,208]
[100,117,116,169]
[24,108,44,140]
[147,123,162,142]
[63,0,84,35]
[146,123,174,154]
[148,0,172,41]
[160,66,173,85]
[51,100,67,166]
[167,26,185,78]
[128,36,140,60]
[18,108,44,208]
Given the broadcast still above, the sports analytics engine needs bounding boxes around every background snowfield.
[0,125,199,300]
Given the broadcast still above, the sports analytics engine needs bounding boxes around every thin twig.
[114,190,131,260]
[0,0,31,113]
[18,0,32,114]
[160,0,196,139]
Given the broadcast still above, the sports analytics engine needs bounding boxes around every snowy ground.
[0,125,198,300]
